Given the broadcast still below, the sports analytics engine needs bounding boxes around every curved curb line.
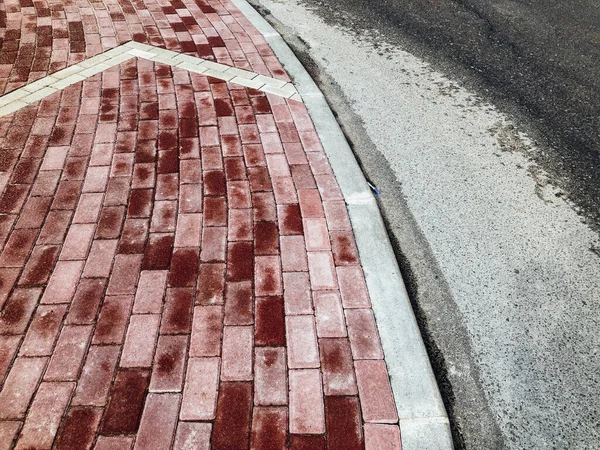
[231,0,455,448]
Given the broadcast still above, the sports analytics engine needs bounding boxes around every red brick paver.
[0,0,401,448]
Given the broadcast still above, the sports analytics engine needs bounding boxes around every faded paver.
[0,0,400,448]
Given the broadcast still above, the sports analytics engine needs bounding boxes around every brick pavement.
[0,0,402,448]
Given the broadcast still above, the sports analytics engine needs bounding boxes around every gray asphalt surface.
[297,0,600,231]
[251,0,600,449]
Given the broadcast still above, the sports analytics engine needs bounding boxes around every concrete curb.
[230,0,455,448]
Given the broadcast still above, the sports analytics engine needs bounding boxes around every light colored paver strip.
[0,0,403,448]
[0,42,301,117]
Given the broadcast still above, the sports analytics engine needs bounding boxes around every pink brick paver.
[0,0,401,447]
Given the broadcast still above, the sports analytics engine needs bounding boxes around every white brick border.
[0,41,302,117]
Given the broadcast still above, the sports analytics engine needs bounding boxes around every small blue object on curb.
[367,182,381,195]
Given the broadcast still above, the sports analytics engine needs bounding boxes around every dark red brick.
[161,288,194,334]
[51,180,82,210]
[118,218,148,254]
[157,65,173,79]
[127,189,153,218]
[212,382,252,450]
[204,170,226,196]
[142,233,174,270]
[116,131,137,153]
[100,103,118,122]
[208,36,226,48]
[11,158,41,184]
[49,125,74,146]
[250,407,287,450]
[204,197,227,226]
[248,166,272,192]
[96,206,125,239]
[179,117,198,138]
[255,296,285,347]
[252,192,276,222]
[248,86,269,96]
[158,149,178,174]
[227,242,253,282]
[0,184,28,213]
[221,135,242,156]
[63,156,88,180]
[214,98,234,117]
[57,104,76,126]
[251,96,271,114]
[196,263,226,305]
[224,157,246,181]
[235,106,255,125]
[180,138,199,159]
[4,126,30,148]
[101,369,151,435]
[135,140,157,163]
[0,287,40,335]
[0,150,18,173]
[105,178,130,206]
[254,221,279,256]
[93,295,133,345]
[278,204,303,235]
[122,63,138,80]
[0,228,37,267]
[320,339,357,396]
[37,210,72,244]
[231,90,250,106]
[16,196,52,229]
[179,102,196,119]
[23,134,50,158]
[158,130,177,150]
[224,281,253,325]
[66,278,106,325]
[325,396,364,450]
[0,215,14,247]
[168,248,198,287]
[19,245,59,286]
[15,105,37,125]
[55,407,102,450]
[330,231,360,266]
[132,163,155,189]
[102,88,119,102]
[289,435,326,450]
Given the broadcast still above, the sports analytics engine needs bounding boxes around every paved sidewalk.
[0,0,402,449]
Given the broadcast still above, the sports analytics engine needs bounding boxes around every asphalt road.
[298,0,600,231]
[253,0,600,449]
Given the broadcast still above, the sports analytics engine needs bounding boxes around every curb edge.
[230,1,455,448]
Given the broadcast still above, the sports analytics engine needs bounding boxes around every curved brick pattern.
[0,2,401,447]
